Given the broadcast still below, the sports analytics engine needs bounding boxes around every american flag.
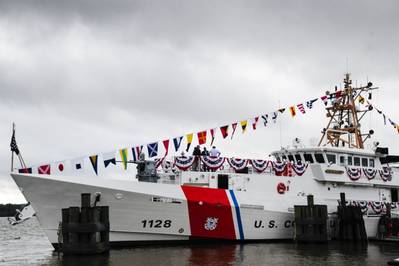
[10,130,20,155]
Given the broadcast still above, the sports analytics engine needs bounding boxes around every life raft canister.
[277,182,286,194]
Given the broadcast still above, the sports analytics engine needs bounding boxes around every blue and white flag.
[102,151,116,168]
[271,112,278,123]
[71,157,85,173]
[147,142,158,158]
[306,98,318,109]
[261,114,268,126]
[173,136,183,152]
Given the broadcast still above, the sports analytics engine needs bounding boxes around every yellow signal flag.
[185,133,194,152]
[89,155,98,175]
[186,133,193,144]
[119,148,128,170]
[240,120,248,133]
[358,95,365,104]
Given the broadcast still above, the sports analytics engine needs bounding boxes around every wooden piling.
[337,192,367,241]
[81,193,91,207]
[100,206,110,244]
[68,207,80,245]
[61,193,109,255]
[294,195,328,243]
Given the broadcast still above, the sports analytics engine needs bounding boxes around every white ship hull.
[11,168,385,247]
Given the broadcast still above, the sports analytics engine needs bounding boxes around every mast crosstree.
[318,73,378,149]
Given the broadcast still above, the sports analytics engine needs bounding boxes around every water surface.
[1,218,398,265]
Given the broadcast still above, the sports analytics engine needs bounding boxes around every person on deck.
[209,146,220,157]
[201,147,210,171]
[192,145,201,171]
[201,147,209,156]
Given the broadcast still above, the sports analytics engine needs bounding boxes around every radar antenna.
[318,73,378,149]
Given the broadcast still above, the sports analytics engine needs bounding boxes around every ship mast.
[318,73,378,149]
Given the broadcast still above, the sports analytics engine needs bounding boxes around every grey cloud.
[1,0,399,203]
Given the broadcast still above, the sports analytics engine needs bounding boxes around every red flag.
[321,95,328,105]
[297,103,306,114]
[163,139,170,156]
[210,128,216,146]
[252,117,259,130]
[38,164,51,175]
[220,125,229,139]
[231,123,238,139]
[197,131,207,145]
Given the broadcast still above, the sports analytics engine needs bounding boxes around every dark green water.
[1,218,398,265]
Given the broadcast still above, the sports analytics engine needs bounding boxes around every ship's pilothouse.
[272,145,383,171]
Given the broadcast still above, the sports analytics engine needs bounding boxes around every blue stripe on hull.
[229,190,244,240]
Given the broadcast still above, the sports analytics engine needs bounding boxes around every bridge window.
[282,155,287,161]
[326,154,336,164]
[362,158,368,167]
[354,157,361,166]
[369,158,375,168]
[339,156,345,165]
[304,153,314,163]
[348,156,353,165]
[314,153,325,163]
[288,155,295,163]
[295,154,302,163]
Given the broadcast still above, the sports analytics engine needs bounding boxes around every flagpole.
[11,123,15,172]
[278,100,283,148]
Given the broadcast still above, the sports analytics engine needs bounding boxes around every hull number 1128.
[141,219,172,228]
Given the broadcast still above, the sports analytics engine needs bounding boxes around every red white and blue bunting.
[363,168,377,180]
[201,156,226,170]
[291,162,308,176]
[346,167,362,181]
[227,158,248,171]
[250,160,269,173]
[379,167,393,182]
[356,201,369,214]
[343,200,399,215]
[174,156,196,171]
[272,161,287,175]
[370,201,384,214]
[345,166,393,182]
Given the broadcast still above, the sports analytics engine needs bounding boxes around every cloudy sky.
[1,0,399,203]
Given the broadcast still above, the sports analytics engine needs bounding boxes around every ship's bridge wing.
[380,155,399,165]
